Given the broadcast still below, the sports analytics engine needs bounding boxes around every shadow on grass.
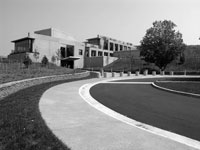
[0,76,91,150]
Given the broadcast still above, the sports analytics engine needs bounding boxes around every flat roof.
[86,37,100,41]
[87,35,134,46]
[12,37,35,43]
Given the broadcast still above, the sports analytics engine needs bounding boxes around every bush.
[41,55,49,67]
[23,55,32,68]
[51,55,56,64]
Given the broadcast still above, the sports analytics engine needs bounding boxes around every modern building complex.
[9,28,137,69]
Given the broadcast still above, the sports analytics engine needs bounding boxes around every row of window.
[103,41,132,51]
[14,40,33,53]
[87,50,113,57]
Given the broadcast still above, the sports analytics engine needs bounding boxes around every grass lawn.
[155,82,200,95]
[113,77,200,95]
[0,63,83,84]
[0,76,91,150]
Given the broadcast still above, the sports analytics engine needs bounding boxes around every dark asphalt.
[90,83,200,141]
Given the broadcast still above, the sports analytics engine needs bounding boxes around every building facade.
[85,35,136,57]
[9,28,136,69]
[9,28,85,68]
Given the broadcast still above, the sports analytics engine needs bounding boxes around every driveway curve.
[90,83,200,141]
[39,76,199,150]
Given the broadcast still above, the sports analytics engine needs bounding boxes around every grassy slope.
[0,63,82,84]
[0,76,91,150]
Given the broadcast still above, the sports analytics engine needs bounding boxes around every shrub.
[23,55,32,68]
[41,55,49,67]
[51,55,56,64]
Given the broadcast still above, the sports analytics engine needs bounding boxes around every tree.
[33,48,40,62]
[55,49,61,61]
[178,52,185,65]
[23,55,32,68]
[41,55,49,67]
[140,20,186,71]
[51,55,56,64]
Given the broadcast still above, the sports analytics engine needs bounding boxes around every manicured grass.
[0,63,83,84]
[90,83,200,141]
[113,77,200,82]
[113,77,200,94]
[155,82,200,95]
[0,76,91,150]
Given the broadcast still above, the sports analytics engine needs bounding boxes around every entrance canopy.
[61,56,80,61]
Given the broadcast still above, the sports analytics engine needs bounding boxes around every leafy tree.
[140,20,186,71]
[41,55,49,67]
[178,52,185,65]
[55,49,61,61]
[23,55,32,68]
[33,48,40,62]
[51,55,56,64]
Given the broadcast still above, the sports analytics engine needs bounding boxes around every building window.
[85,49,89,57]
[120,45,123,51]
[91,50,96,57]
[103,40,108,50]
[115,44,118,51]
[66,45,74,57]
[98,51,103,56]
[110,53,113,57]
[124,46,127,51]
[110,42,113,51]
[60,47,66,58]
[104,52,108,56]
[79,49,83,55]
[15,39,33,53]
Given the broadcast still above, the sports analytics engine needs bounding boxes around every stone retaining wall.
[0,71,92,100]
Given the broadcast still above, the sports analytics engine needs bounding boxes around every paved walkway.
[39,76,198,150]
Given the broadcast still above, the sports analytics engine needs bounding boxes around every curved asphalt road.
[90,82,200,141]
[39,76,199,150]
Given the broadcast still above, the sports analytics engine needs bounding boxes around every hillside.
[103,45,200,72]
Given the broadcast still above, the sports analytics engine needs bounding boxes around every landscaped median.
[152,77,200,98]
[0,71,99,150]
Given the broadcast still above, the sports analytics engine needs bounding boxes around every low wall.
[84,56,118,69]
[0,71,95,100]
[84,57,104,68]
[103,56,118,67]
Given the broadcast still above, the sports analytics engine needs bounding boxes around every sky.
[1,0,200,56]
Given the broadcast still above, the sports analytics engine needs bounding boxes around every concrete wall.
[84,56,118,68]
[103,56,118,66]
[84,56,103,68]
[73,41,85,68]
[34,28,52,36]
[32,35,60,66]
[87,38,100,46]
[113,50,140,58]
[33,34,85,68]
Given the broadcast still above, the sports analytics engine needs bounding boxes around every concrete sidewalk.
[39,77,197,150]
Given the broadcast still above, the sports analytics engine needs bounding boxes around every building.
[9,28,136,69]
[9,28,85,68]
[85,35,136,57]
[83,35,136,68]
